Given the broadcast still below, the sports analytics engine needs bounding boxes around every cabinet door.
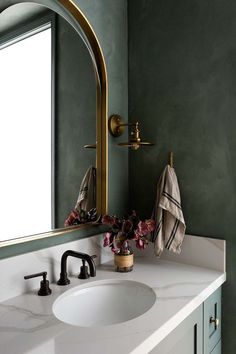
[204,288,221,353]
[211,340,221,354]
[150,304,203,354]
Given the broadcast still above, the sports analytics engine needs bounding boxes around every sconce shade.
[118,141,153,150]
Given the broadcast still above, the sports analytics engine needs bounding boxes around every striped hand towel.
[151,165,186,257]
[76,166,96,212]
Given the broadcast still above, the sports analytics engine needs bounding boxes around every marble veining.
[0,235,226,353]
[0,234,113,302]
[0,252,226,354]
[141,234,226,272]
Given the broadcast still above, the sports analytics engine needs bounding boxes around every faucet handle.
[78,255,97,279]
[78,259,90,279]
[24,271,52,296]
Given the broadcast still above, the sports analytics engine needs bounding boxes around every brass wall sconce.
[108,115,153,150]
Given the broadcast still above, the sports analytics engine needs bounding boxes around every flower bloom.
[138,221,149,236]
[102,212,155,253]
[134,228,141,240]
[103,232,112,247]
[64,209,79,226]
[102,215,115,225]
[112,237,123,253]
[146,219,155,232]
[122,219,133,234]
[135,237,148,250]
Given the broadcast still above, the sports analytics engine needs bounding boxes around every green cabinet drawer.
[150,304,203,354]
[211,340,221,354]
[149,287,222,354]
[204,288,221,353]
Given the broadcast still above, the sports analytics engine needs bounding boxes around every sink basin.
[53,279,156,327]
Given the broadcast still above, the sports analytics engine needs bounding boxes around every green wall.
[128,0,236,351]
[55,14,96,227]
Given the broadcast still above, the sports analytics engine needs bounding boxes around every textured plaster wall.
[55,14,96,227]
[128,0,236,351]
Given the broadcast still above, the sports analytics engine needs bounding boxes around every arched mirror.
[0,0,108,256]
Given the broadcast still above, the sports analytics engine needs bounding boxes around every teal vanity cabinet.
[150,288,222,354]
[210,341,221,354]
[150,305,203,354]
[204,288,221,354]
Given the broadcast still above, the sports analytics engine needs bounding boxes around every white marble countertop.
[0,255,226,354]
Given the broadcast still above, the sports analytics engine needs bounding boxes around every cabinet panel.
[211,340,221,354]
[149,287,222,354]
[150,304,203,354]
[204,288,221,353]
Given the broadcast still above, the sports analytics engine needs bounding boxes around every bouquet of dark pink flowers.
[102,211,155,254]
[64,208,98,227]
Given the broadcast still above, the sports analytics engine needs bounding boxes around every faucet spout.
[57,250,96,285]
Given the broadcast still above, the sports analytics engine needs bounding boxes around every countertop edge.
[132,272,226,354]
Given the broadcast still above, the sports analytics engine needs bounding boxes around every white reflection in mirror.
[0,2,97,244]
[0,25,52,240]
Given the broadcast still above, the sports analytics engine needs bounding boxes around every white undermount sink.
[52,279,156,327]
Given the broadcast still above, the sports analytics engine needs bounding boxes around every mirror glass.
[0,2,97,242]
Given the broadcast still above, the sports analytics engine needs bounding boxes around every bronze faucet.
[57,250,96,285]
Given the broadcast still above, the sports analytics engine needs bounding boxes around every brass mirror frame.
[0,0,108,256]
